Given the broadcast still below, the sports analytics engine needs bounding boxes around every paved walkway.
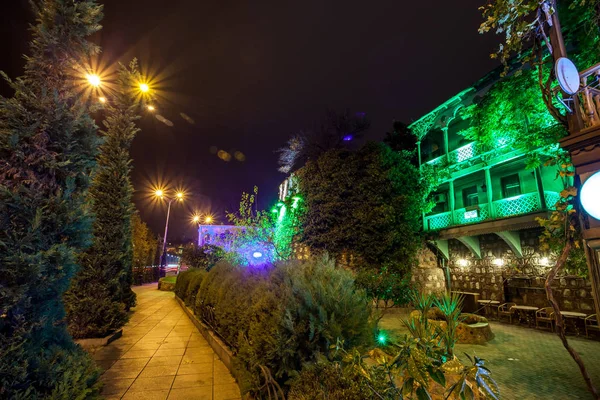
[92,284,241,400]
[381,312,600,400]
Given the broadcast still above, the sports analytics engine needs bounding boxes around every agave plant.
[434,291,464,357]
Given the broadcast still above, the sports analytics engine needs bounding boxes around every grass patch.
[160,276,177,283]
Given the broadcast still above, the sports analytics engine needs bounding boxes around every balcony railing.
[449,142,477,164]
[424,191,560,231]
[424,142,478,166]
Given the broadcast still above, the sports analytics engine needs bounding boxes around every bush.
[288,359,388,400]
[175,269,202,301]
[177,256,374,396]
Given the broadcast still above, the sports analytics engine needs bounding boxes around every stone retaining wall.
[415,230,595,314]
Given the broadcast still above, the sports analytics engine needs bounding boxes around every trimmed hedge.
[175,256,374,396]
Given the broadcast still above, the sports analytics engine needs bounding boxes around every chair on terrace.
[585,314,599,338]
[535,307,555,330]
[498,302,516,324]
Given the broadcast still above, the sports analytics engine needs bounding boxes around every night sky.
[1,0,498,241]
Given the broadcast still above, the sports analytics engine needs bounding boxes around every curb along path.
[92,284,241,400]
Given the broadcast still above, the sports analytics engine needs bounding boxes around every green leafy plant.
[0,0,104,396]
[434,292,464,358]
[178,255,374,397]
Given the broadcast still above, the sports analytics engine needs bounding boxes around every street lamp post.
[156,189,183,277]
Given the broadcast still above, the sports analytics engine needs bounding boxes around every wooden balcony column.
[534,167,547,209]
[449,179,456,225]
[485,167,494,218]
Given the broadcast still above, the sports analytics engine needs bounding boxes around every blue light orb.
[581,171,600,220]
[252,251,263,259]
[343,134,353,141]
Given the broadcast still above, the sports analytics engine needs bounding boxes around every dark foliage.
[288,358,389,400]
[176,256,374,397]
[278,110,370,174]
[0,0,103,396]
[297,142,434,274]
[132,213,159,285]
[181,243,225,271]
[65,61,144,338]
[383,121,418,155]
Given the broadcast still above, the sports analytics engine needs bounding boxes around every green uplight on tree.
[377,332,387,345]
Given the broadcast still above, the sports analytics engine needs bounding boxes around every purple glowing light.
[343,134,353,141]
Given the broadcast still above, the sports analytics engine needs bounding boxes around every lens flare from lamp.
[139,83,150,93]
[155,189,164,197]
[176,192,184,200]
[192,215,200,223]
[205,216,212,224]
[581,170,600,220]
[252,251,263,259]
[377,332,387,345]
[86,74,101,87]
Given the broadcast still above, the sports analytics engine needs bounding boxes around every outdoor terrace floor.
[381,311,600,400]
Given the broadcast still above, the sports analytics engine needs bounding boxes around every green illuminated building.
[409,74,594,312]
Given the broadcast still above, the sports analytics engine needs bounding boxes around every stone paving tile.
[97,283,241,400]
[381,311,600,400]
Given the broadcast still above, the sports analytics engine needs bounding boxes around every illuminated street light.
[204,216,212,223]
[193,215,200,223]
[86,73,101,87]
[139,83,150,93]
[154,187,185,277]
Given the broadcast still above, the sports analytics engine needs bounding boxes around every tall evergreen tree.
[0,0,103,397]
[65,61,143,338]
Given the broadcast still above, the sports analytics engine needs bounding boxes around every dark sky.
[1,0,498,241]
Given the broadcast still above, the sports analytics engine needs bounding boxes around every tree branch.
[545,240,600,399]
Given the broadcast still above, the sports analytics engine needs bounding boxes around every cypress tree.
[0,0,103,397]
[65,61,143,338]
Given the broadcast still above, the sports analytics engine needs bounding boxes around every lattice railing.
[493,192,541,218]
[454,204,490,225]
[544,191,561,210]
[449,142,477,164]
[425,155,445,166]
[425,212,452,230]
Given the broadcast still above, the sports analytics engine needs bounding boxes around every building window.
[501,174,521,198]
[462,186,478,207]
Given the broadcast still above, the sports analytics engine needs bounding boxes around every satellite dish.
[555,57,580,95]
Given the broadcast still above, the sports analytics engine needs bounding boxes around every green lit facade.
[407,74,594,310]
[411,85,562,250]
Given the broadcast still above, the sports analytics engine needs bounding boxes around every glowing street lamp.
[155,188,185,277]
[192,213,214,246]
[139,83,150,93]
[86,73,101,87]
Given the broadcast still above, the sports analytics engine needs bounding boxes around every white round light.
[581,171,600,220]
[252,251,262,258]
[492,258,504,267]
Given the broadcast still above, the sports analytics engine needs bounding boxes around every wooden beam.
[457,236,481,259]
[495,231,523,258]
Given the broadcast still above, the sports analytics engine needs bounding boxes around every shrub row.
[174,256,374,396]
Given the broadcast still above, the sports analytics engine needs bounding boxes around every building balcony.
[424,191,560,232]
